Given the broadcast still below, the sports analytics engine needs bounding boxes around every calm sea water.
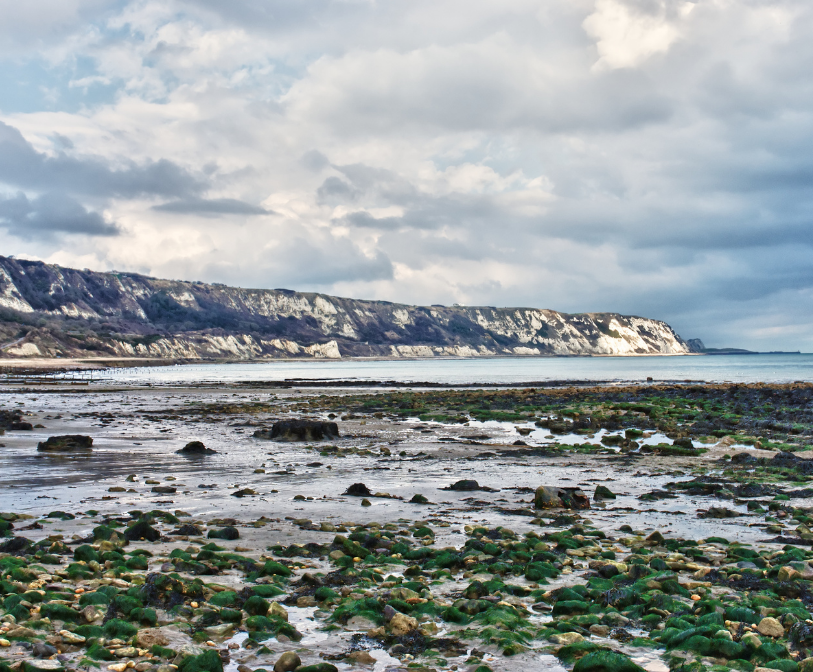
[97,353,813,385]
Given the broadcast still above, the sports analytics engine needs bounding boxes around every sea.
[88,352,813,386]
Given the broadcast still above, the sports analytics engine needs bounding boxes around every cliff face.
[0,256,691,360]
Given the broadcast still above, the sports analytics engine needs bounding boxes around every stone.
[589,624,610,636]
[388,612,418,636]
[114,647,138,658]
[778,566,801,581]
[534,485,590,510]
[33,642,58,658]
[124,520,161,541]
[594,485,616,501]
[23,662,63,672]
[37,435,93,451]
[268,602,288,621]
[136,629,170,648]
[256,420,339,442]
[177,441,217,455]
[346,651,376,665]
[799,658,813,672]
[274,652,301,672]
[346,616,377,631]
[757,617,784,638]
[59,630,86,644]
[296,596,317,608]
[344,483,372,497]
[549,632,584,645]
[82,606,102,623]
[741,632,762,648]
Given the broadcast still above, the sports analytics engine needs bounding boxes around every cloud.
[152,197,271,215]
[0,122,204,198]
[0,191,119,237]
[2,1,813,350]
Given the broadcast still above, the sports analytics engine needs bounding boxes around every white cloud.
[583,0,694,70]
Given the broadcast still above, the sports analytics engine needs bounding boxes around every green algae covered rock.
[178,650,223,672]
[208,527,239,541]
[209,591,238,607]
[262,560,292,577]
[293,666,338,672]
[573,651,646,672]
[244,595,270,616]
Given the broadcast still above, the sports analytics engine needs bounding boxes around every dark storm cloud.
[152,198,271,216]
[0,122,204,199]
[0,191,119,237]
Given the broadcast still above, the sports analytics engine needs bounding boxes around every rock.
[799,658,813,672]
[445,479,480,491]
[589,624,610,636]
[37,435,93,451]
[0,536,32,554]
[594,485,616,501]
[22,661,63,672]
[345,616,377,631]
[59,630,86,644]
[319,522,336,532]
[778,566,801,581]
[534,486,590,510]
[741,632,762,648]
[124,520,161,542]
[256,420,339,442]
[268,602,288,621]
[757,617,784,638]
[361,499,371,507]
[231,489,257,498]
[33,641,58,658]
[171,524,203,536]
[178,441,217,454]
[297,596,317,608]
[346,651,376,665]
[549,632,584,645]
[409,494,430,504]
[274,652,301,672]
[388,612,418,636]
[114,647,138,658]
[136,629,170,648]
[152,486,177,494]
[10,422,33,431]
[81,605,102,622]
[208,526,239,540]
[344,483,372,497]
[204,624,233,637]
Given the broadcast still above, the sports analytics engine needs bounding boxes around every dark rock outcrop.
[256,420,340,442]
[440,479,498,492]
[37,435,93,451]
[344,483,372,497]
[534,486,591,510]
[177,440,217,454]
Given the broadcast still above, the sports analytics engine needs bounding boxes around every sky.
[0,0,811,351]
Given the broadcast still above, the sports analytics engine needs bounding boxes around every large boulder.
[177,441,217,455]
[254,420,339,442]
[37,435,93,451]
[534,486,590,510]
[440,480,498,492]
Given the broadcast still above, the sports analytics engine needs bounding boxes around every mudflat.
[1,380,812,672]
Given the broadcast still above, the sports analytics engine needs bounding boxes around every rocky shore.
[1,381,813,672]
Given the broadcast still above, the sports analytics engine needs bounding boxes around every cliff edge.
[0,256,692,360]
